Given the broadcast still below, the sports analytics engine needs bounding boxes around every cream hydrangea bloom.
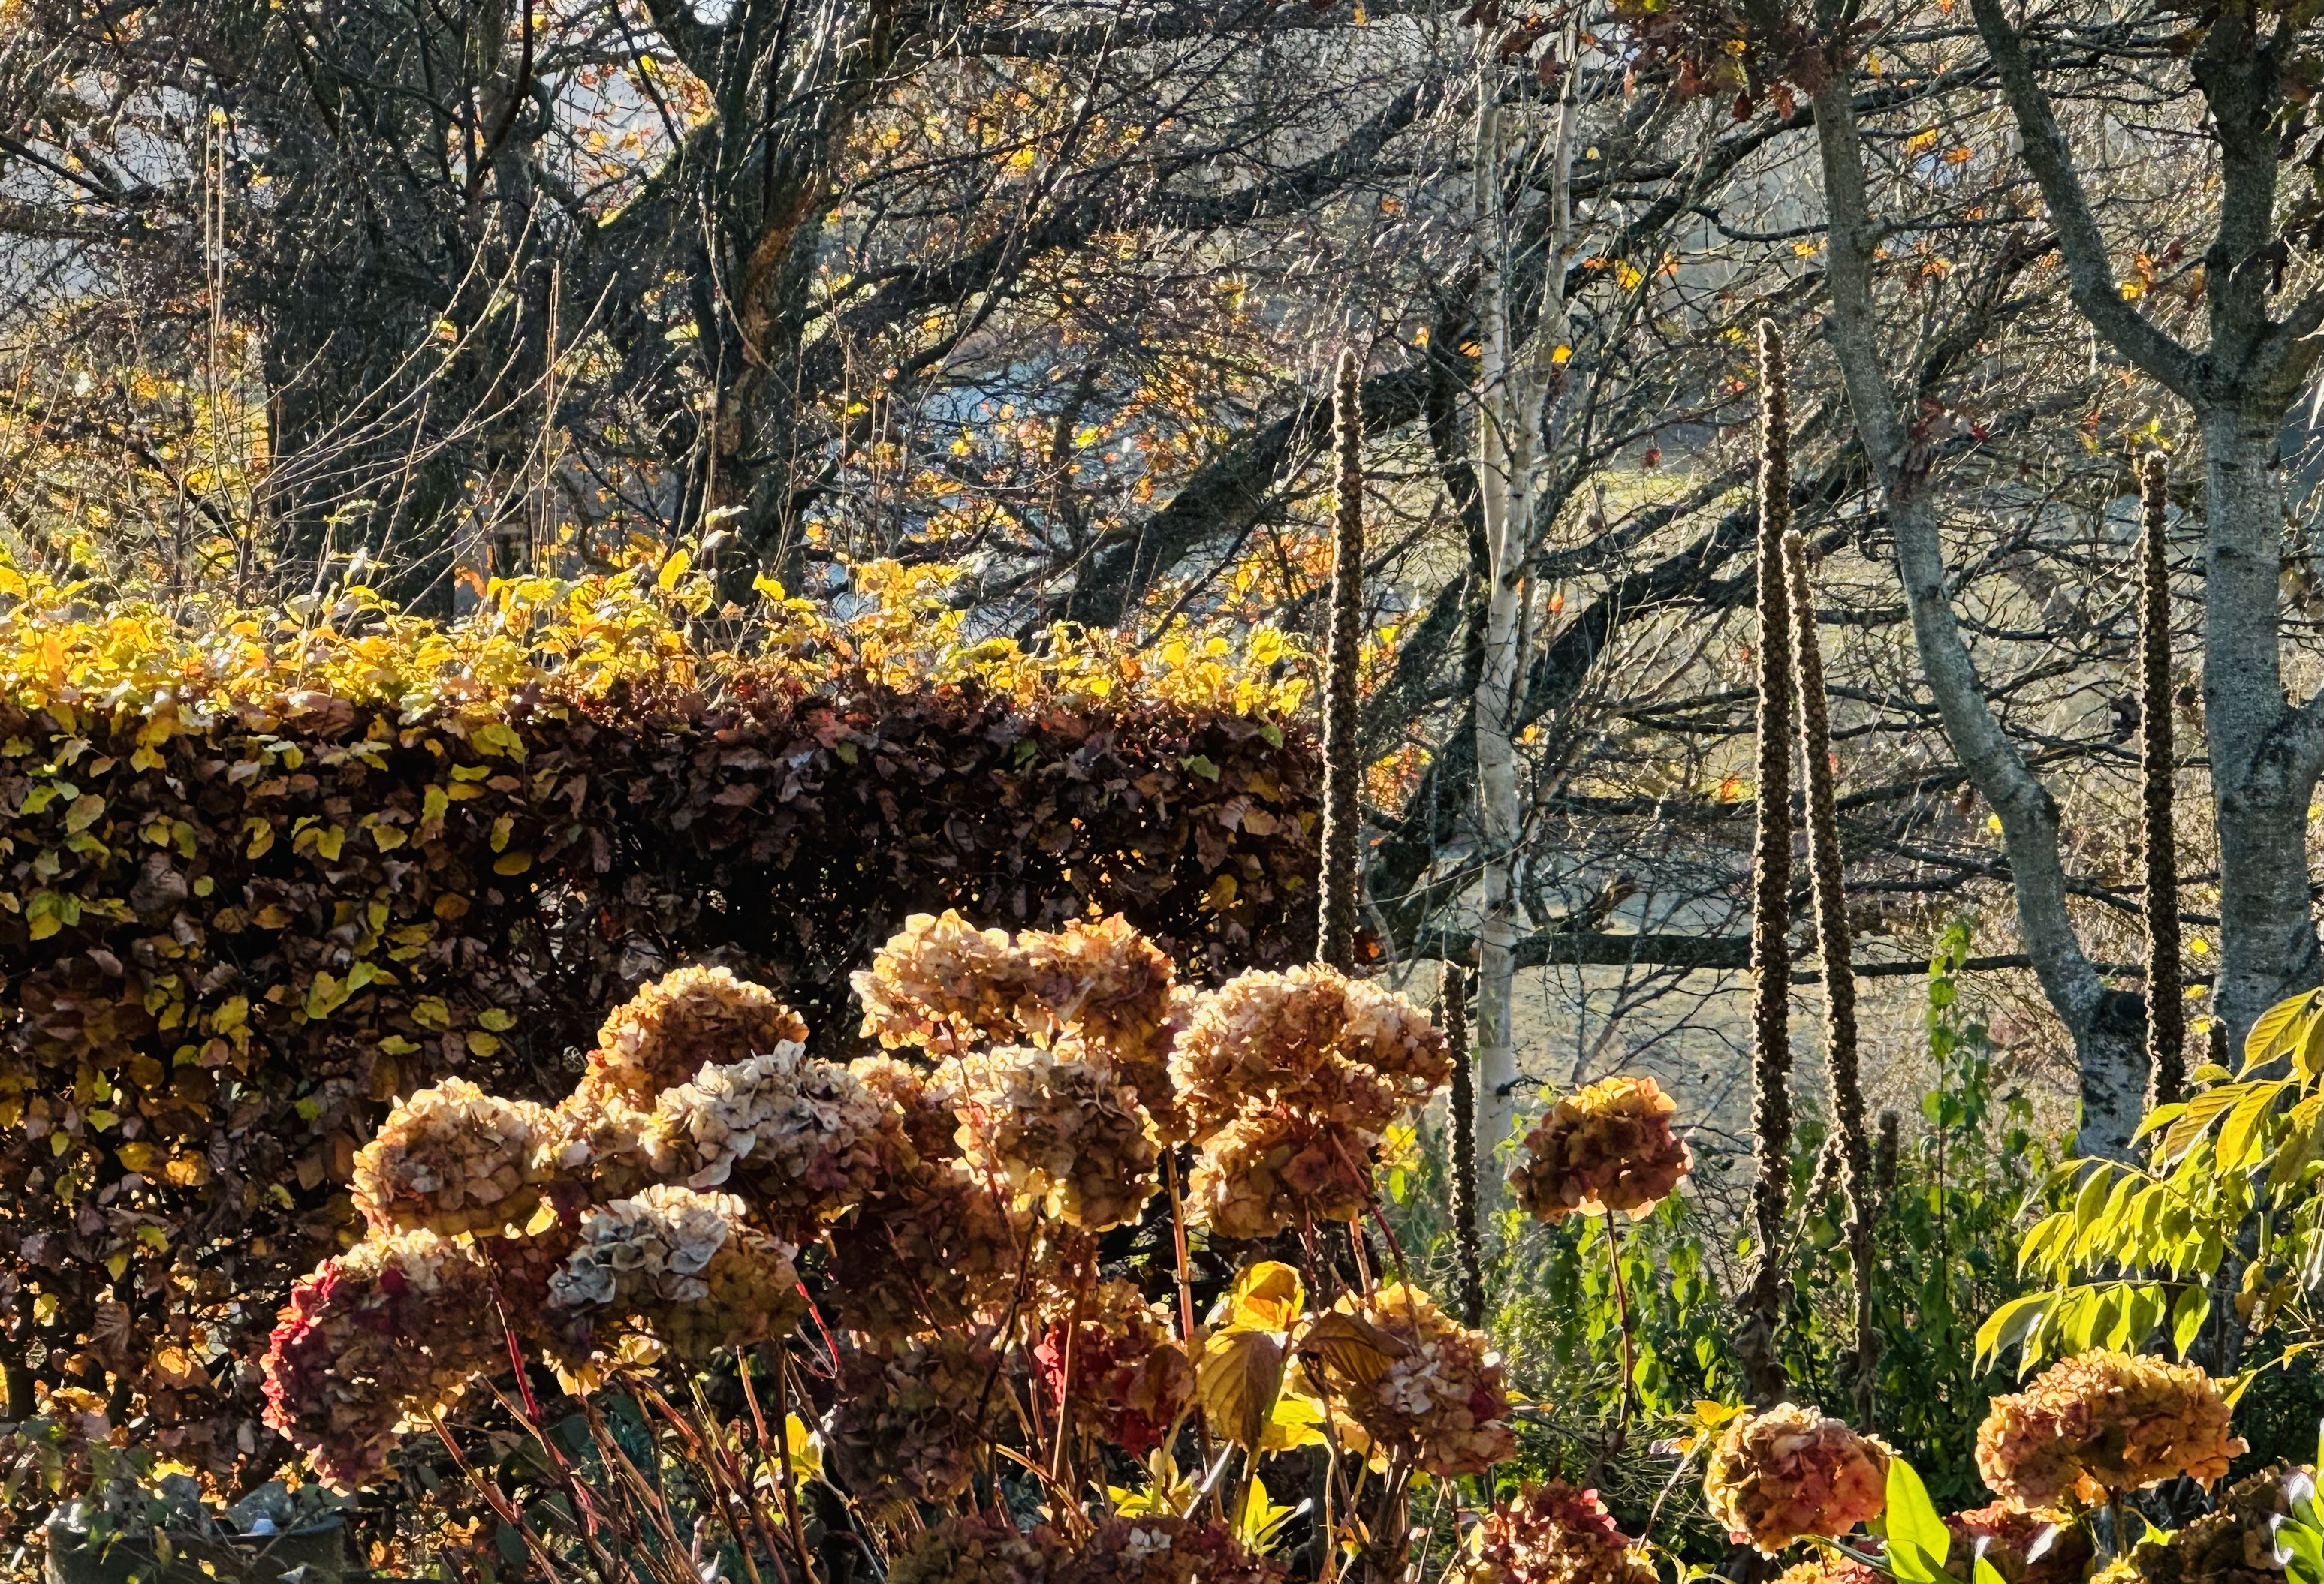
[350,1078,551,1236]
[646,1041,889,1234]
[945,1046,1159,1230]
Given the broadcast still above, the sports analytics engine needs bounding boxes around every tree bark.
[1967,0,2324,1061]
[1807,58,2144,1152]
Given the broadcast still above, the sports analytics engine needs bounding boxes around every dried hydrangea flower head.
[1044,1515,1283,1584]
[534,1081,656,1201]
[1171,965,1449,1143]
[586,965,808,1103]
[1509,1075,1693,1224]
[1975,1350,2245,1508]
[824,1155,1028,1339]
[1317,1282,1515,1478]
[1944,1502,2094,1584]
[1772,1554,1888,1584]
[1704,1402,1891,1552]
[1033,1277,1193,1453]
[644,1043,889,1237]
[1451,1480,1660,1584]
[946,1045,1159,1230]
[855,910,1033,1050]
[849,1052,963,1170]
[1188,1110,1372,1238]
[260,1229,505,1490]
[546,1184,802,1362]
[2125,1463,2313,1584]
[1017,916,1182,1119]
[888,1514,1047,1584]
[826,1330,1014,1516]
[350,1078,552,1236]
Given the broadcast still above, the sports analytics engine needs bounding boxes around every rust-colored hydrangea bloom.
[2128,1465,2313,1584]
[824,1158,1027,1338]
[1946,1503,2093,1584]
[947,1046,1159,1230]
[1017,916,1182,1122]
[1319,1283,1515,1478]
[350,1078,553,1236]
[888,1515,1047,1584]
[1170,965,1448,1143]
[1975,1351,2244,1507]
[825,1331,1014,1515]
[545,1185,803,1361]
[1451,1480,1659,1584]
[854,910,1033,1050]
[1704,1403,1891,1552]
[1187,1110,1372,1238]
[1509,1076,1693,1224]
[1044,1516,1283,1584]
[1033,1278,1193,1454]
[260,1229,506,1490]
[645,1043,888,1236]
[586,965,809,1103]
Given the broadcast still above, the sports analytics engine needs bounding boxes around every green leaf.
[1976,1294,2054,1372]
[1975,1558,2009,1584]
[2244,990,2323,1076]
[2172,1284,2211,1359]
[1886,1458,1950,1570]
[2217,1080,2290,1170]
[2163,1085,2250,1160]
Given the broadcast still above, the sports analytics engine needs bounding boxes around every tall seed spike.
[1441,957,1484,1328]
[1739,318,1795,1408]
[1317,348,1366,971]
[2139,453,2185,1108]
[1783,529,1876,1425]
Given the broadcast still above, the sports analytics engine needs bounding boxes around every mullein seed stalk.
[1740,320,1795,1408]
[2139,453,2184,1108]
[1442,958,1484,1328]
[1318,348,1366,971]
[1783,529,1876,1425]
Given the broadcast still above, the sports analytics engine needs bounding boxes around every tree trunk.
[1807,62,2143,1152]
[2202,409,2324,1055]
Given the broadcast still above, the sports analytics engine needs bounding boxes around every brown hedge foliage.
[0,668,1319,1480]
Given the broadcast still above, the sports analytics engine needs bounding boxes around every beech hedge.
[0,664,1319,1479]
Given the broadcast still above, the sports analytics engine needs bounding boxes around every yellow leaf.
[494,851,533,875]
[659,550,691,591]
[466,1031,502,1057]
[117,1141,161,1175]
[1195,1329,1288,1448]
[478,1007,515,1032]
[1218,1261,1306,1333]
[412,996,452,1031]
